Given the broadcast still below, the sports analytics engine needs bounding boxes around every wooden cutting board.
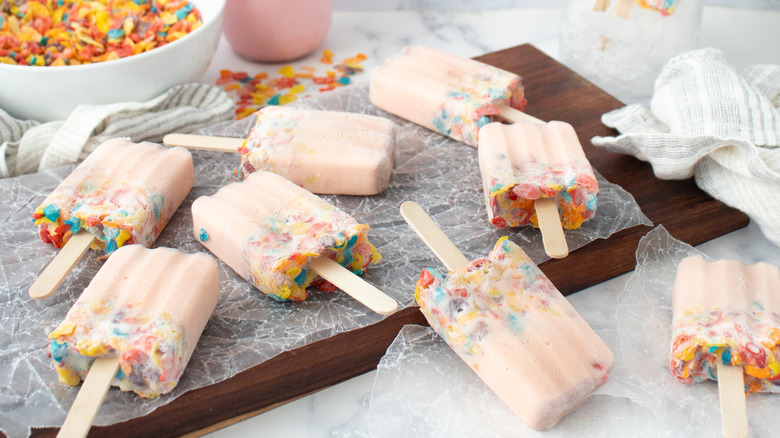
[30,44,748,437]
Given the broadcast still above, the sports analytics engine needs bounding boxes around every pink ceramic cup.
[223,0,332,62]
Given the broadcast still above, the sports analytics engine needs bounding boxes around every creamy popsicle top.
[238,106,396,195]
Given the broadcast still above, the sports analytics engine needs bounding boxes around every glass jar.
[559,0,703,102]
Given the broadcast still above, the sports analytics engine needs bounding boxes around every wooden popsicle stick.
[613,0,635,19]
[593,0,611,11]
[717,363,749,438]
[399,201,470,272]
[29,232,96,300]
[534,198,569,259]
[58,356,120,438]
[308,257,398,315]
[498,106,545,125]
[162,133,244,153]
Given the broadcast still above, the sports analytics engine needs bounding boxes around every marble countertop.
[200,6,780,437]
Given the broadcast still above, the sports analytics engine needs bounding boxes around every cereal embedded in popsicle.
[191,171,396,314]
[401,201,613,430]
[32,139,194,253]
[478,120,598,230]
[163,106,396,196]
[670,255,780,437]
[48,245,220,399]
[29,139,194,301]
[671,256,780,392]
[369,45,537,146]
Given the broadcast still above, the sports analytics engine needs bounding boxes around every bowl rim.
[0,0,225,72]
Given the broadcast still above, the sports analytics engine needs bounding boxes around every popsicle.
[671,256,780,437]
[369,45,542,147]
[29,138,194,300]
[191,170,397,314]
[163,106,396,195]
[48,245,220,437]
[401,201,614,430]
[478,120,598,258]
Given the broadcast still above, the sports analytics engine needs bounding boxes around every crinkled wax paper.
[338,226,778,438]
[0,85,649,437]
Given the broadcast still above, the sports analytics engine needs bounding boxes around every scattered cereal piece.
[217,50,368,119]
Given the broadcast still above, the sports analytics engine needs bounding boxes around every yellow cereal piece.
[166,31,187,42]
[279,93,297,105]
[350,253,365,271]
[123,17,135,34]
[77,338,108,356]
[7,15,20,35]
[52,7,66,24]
[161,12,179,26]
[277,286,292,300]
[290,84,305,94]
[236,107,257,119]
[115,228,132,247]
[768,360,780,376]
[95,10,110,34]
[286,266,302,280]
[278,65,295,78]
[57,367,83,386]
[252,94,269,105]
[48,322,77,339]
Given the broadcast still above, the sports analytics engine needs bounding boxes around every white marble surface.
[202,6,780,437]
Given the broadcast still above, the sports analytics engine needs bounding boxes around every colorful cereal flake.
[218,50,368,120]
[0,0,202,66]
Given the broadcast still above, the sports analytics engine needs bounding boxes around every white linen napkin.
[592,48,780,247]
[0,83,234,178]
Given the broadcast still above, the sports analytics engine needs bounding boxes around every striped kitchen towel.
[0,83,234,178]
[592,48,780,247]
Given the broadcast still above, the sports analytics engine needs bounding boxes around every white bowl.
[0,0,224,122]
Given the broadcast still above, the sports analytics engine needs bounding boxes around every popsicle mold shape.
[238,106,396,195]
[192,171,382,302]
[671,255,780,394]
[32,139,194,253]
[369,45,527,146]
[414,237,614,430]
[478,121,598,229]
[47,245,220,399]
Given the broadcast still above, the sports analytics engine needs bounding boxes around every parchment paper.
[0,85,650,437]
[338,226,778,437]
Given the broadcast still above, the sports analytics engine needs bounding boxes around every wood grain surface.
[29,44,749,437]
